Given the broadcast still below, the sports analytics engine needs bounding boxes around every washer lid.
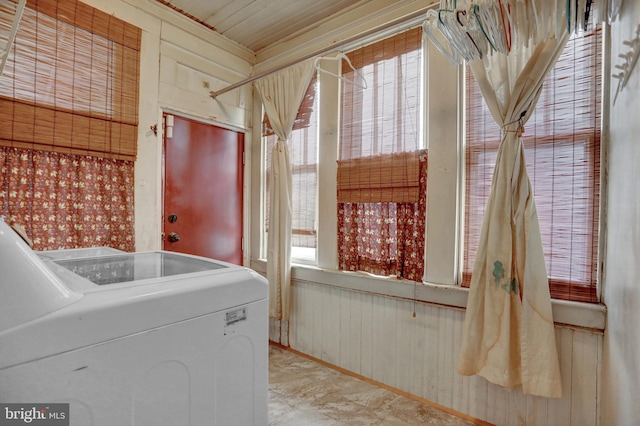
[52,252,227,286]
[0,219,82,334]
[37,246,124,261]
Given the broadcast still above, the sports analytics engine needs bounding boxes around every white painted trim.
[249,93,265,260]
[250,259,607,331]
[316,58,339,271]
[597,23,611,304]
[423,36,460,286]
[157,107,248,134]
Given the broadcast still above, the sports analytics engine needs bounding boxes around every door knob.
[168,232,180,242]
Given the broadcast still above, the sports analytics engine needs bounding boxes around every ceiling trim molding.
[154,0,218,33]
[254,0,437,72]
[80,0,255,63]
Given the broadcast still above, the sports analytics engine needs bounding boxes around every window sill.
[250,259,606,331]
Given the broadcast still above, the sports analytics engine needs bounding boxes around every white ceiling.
[156,0,367,53]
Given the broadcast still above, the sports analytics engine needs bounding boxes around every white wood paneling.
[322,285,341,364]
[547,327,572,426]
[85,0,256,253]
[158,20,252,129]
[525,394,548,426]
[310,281,324,358]
[422,303,440,403]
[347,288,362,374]
[339,287,352,369]
[289,280,603,426]
[161,22,252,76]
[601,6,640,425]
[159,42,247,90]
[570,330,599,426]
[407,300,425,397]
[360,291,374,378]
[266,262,607,330]
[437,307,455,408]
[469,364,489,421]
[158,0,366,52]
[158,38,251,129]
[396,299,415,394]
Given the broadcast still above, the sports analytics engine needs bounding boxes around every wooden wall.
[157,24,252,130]
[285,280,602,426]
[600,2,640,425]
[86,0,255,253]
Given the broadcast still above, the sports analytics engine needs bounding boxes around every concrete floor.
[268,345,481,425]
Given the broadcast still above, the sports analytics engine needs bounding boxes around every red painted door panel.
[163,115,244,265]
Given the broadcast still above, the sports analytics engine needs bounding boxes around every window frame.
[0,0,141,160]
[261,75,320,264]
[461,26,604,303]
[249,10,610,330]
[463,130,601,300]
[336,26,427,281]
[251,15,606,316]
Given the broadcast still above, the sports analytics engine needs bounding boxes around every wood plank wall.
[282,280,602,426]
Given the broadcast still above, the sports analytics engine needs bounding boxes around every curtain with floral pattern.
[337,150,427,281]
[1,147,134,251]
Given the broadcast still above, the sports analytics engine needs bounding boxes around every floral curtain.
[1,147,134,251]
[338,150,427,281]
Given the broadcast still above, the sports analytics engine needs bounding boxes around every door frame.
[160,109,249,266]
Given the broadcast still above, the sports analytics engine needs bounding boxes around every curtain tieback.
[502,111,527,137]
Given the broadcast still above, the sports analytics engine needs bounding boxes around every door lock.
[168,214,178,223]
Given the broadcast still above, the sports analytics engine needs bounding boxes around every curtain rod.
[209,5,433,99]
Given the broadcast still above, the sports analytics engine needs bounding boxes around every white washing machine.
[0,218,269,425]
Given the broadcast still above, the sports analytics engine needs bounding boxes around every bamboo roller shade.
[0,0,141,160]
[337,150,421,203]
[338,27,423,204]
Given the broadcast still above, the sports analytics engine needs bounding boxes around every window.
[0,0,139,251]
[0,0,140,160]
[337,27,426,281]
[263,74,319,261]
[463,27,602,302]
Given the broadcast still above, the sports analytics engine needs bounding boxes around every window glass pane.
[341,27,423,160]
[263,76,319,261]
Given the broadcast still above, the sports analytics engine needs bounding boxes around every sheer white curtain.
[254,59,315,322]
[457,6,570,398]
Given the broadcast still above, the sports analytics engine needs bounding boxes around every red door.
[163,114,244,265]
